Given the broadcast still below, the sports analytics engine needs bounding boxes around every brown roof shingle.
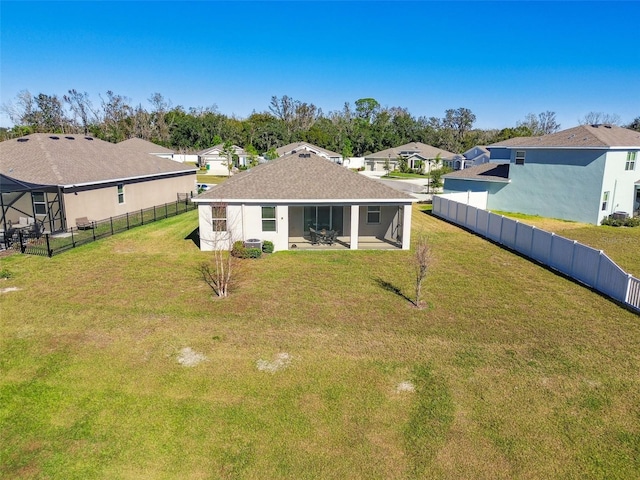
[0,134,195,186]
[195,152,415,202]
[275,142,341,158]
[489,124,640,149]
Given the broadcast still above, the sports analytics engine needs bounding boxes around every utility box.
[612,211,629,220]
[244,238,263,249]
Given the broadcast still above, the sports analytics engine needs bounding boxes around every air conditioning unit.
[244,238,263,249]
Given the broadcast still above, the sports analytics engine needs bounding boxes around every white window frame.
[211,204,227,231]
[261,206,276,232]
[625,151,637,171]
[515,151,526,165]
[33,192,47,215]
[367,206,381,224]
[117,183,125,204]
[601,191,610,211]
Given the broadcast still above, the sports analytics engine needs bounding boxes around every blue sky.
[1,1,638,130]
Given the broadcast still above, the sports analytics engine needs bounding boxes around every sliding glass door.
[304,206,343,232]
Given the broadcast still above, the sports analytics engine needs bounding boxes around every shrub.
[231,241,262,258]
[231,241,247,258]
[262,240,274,254]
[245,248,262,258]
[601,216,640,227]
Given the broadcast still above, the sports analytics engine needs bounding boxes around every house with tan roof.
[442,124,640,224]
[0,134,196,233]
[365,142,457,173]
[192,152,417,252]
[275,142,342,164]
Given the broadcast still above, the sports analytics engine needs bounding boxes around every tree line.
[2,90,638,155]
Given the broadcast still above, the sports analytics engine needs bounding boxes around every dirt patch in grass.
[256,352,292,373]
[177,347,207,367]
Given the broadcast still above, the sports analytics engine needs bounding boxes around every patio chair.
[309,227,318,245]
[326,229,338,245]
[75,217,93,230]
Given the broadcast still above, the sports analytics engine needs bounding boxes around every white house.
[365,142,457,173]
[198,144,249,175]
[192,152,417,252]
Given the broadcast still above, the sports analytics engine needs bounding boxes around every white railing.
[432,196,640,313]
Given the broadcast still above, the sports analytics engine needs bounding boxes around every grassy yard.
[197,174,229,185]
[383,172,428,180]
[495,211,640,276]
[1,206,639,479]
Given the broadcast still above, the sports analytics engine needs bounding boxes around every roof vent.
[298,153,311,158]
[17,138,29,143]
[65,136,75,140]
[49,136,60,140]
[604,124,612,129]
[84,137,94,141]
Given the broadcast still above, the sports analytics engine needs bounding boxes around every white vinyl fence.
[432,196,640,313]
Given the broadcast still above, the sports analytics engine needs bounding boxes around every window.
[262,206,276,232]
[601,191,610,211]
[367,206,381,224]
[33,192,47,215]
[117,184,125,204]
[211,204,227,231]
[625,151,637,171]
[515,151,526,165]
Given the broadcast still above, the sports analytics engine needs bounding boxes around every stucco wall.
[64,174,195,227]
[358,205,402,240]
[487,149,606,224]
[600,150,639,221]
[198,202,411,251]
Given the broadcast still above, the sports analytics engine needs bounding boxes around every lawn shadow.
[185,228,200,249]
[374,277,414,305]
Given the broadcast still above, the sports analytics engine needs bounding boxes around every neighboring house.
[342,157,365,170]
[193,152,417,252]
[198,144,249,175]
[116,137,176,160]
[463,146,490,167]
[443,146,490,170]
[365,142,457,173]
[442,124,640,224]
[0,134,196,233]
[275,142,343,164]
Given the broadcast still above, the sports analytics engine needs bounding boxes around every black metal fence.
[3,198,196,257]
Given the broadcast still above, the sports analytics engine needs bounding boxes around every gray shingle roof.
[489,125,640,149]
[195,152,416,202]
[275,142,341,158]
[366,142,457,160]
[0,134,195,186]
[443,163,510,182]
[116,137,175,154]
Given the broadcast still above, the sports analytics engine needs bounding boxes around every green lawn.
[383,172,428,179]
[1,206,639,479]
[197,174,228,184]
